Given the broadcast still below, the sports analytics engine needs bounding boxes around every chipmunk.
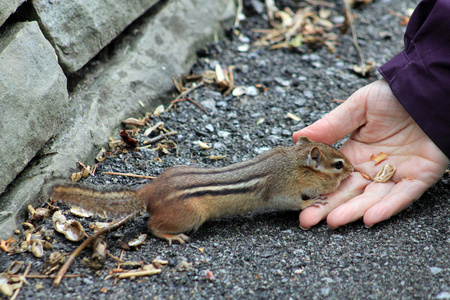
[49,136,353,244]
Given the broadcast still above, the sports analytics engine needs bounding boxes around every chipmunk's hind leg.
[147,200,205,244]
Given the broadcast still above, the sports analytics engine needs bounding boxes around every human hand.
[293,79,449,229]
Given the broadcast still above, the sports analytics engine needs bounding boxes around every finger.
[292,82,374,144]
[326,181,396,228]
[363,179,430,227]
[299,173,368,229]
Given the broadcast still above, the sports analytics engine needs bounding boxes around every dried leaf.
[173,76,184,94]
[52,211,86,242]
[144,121,164,136]
[198,141,212,150]
[152,259,169,268]
[109,138,124,149]
[202,70,216,82]
[119,129,138,148]
[274,10,293,27]
[6,261,24,275]
[31,240,44,258]
[370,152,388,165]
[52,211,66,225]
[0,276,13,297]
[34,208,50,220]
[285,112,301,122]
[61,220,86,242]
[43,240,53,250]
[44,251,66,275]
[90,222,110,232]
[176,260,192,271]
[27,205,36,219]
[210,155,227,160]
[121,118,146,127]
[49,251,65,264]
[215,64,226,85]
[91,237,107,270]
[256,118,265,125]
[71,168,90,182]
[319,9,331,19]
[353,61,375,77]
[232,86,246,96]
[237,44,250,52]
[96,148,107,162]
[360,172,371,180]
[1,237,15,253]
[128,234,147,247]
[153,104,165,117]
[70,207,94,218]
[373,164,396,183]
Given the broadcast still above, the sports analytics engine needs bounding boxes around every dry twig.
[173,81,205,102]
[171,97,209,115]
[144,121,164,136]
[305,0,335,7]
[140,131,178,146]
[234,0,243,27]
[24,274,82,279]
[343,0,367,75]
[10,262,31,300]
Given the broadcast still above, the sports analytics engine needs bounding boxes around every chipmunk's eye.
[333,161,344,170]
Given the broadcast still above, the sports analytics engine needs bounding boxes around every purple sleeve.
[378,0,450,159]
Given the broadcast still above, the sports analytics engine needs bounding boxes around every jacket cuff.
[379,46,450,159]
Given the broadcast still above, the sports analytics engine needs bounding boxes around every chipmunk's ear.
[295,136,314,146]
[306,146,324,170]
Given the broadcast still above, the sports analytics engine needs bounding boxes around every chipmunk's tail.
[47,181,146,215]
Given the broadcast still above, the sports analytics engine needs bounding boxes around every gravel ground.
[2,0,449,299]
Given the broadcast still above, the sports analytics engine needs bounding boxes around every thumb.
[292,80,377,144]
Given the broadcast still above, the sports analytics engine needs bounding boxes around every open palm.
[293,79,449,229]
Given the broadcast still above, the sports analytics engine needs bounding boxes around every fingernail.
[299,225,310,231]
[364,224,373,229]
[328,225,338,230]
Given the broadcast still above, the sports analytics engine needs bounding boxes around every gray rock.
[0,0,25,26]
[205,124,215,132]
[218,131,231,138]
[201,99,218,113]
[429,266,443,275]
[435,291,450,299]
[32,0,159,73]
[0,21,68,195]
[245,86,258,96]
[0,0,236,239]
[303,90,314,99]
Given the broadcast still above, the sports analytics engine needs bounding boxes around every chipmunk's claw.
[152,230,191,245]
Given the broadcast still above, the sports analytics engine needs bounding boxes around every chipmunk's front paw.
[311,196,327,207]
[152,230,191,245]
[300,195,327,209]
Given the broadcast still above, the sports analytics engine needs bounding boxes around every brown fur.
[47,137,353,243]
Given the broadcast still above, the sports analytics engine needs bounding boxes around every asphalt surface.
[1,0,449,299]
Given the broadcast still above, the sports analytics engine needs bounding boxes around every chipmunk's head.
[296,136,353,178]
